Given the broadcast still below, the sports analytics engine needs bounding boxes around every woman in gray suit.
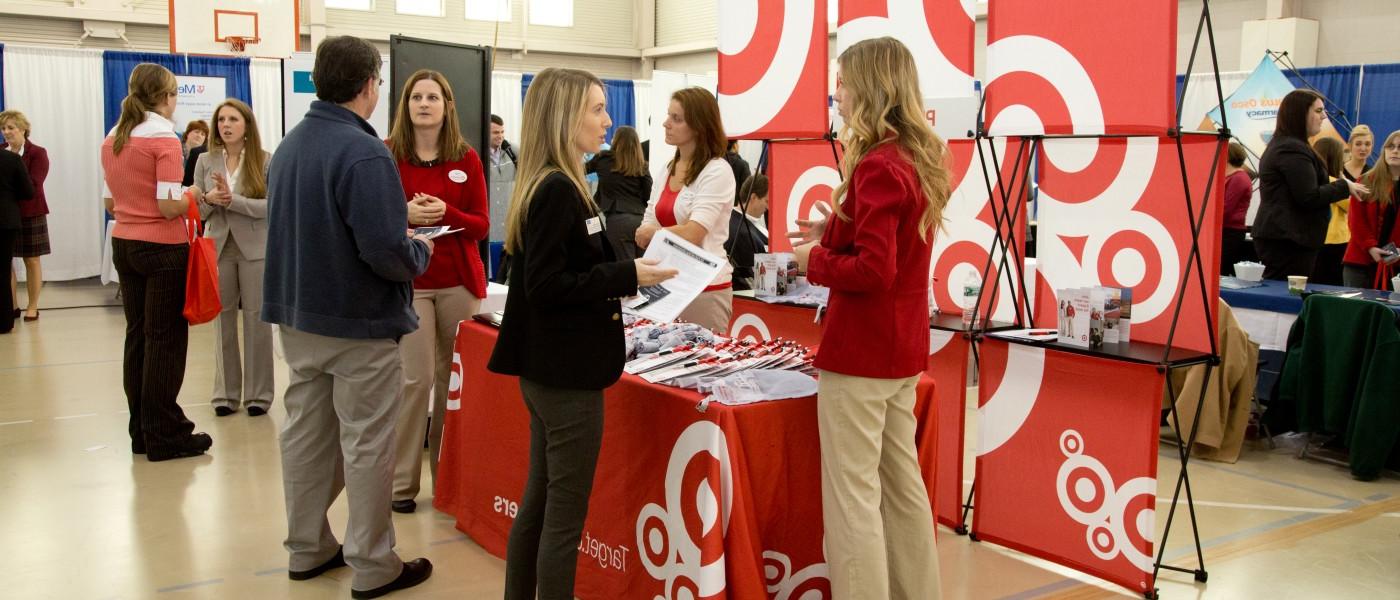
[191,99,274,417]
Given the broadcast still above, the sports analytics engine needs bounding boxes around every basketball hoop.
[226,36,259,53]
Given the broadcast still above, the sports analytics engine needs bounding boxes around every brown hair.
[184,119,209,141]
[208,99,268,199]
[667,87,726,186]
[1227,142,1247,168]
[1275,89,1321,141]
[0,110,32,139]
[113,63,178,155]
[738,173,769,207]
[609,126,647,177]
[1311,137,1345,179]
[387,69,469,164]
[1361,130,1400,207]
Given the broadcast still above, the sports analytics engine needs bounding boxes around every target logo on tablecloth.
[446,350,463,411]
[718,0,829,138]
[836,0,976,100]
[636,422,734,600]
[984,0,1177,136]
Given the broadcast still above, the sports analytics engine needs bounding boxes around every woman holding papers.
[384,69,491,513]
[487,68,676,599]
[792,37,951,599]
[189,99,273,418]
[634,87,736,333]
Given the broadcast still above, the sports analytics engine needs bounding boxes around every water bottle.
[961,271,982,324]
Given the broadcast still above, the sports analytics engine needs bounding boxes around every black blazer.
[0,150,35,229]
[488,172,639,390]
[1253,135,1351,249]
[183,145,207,187]
[724,209,768,290]
[587,152,653,217]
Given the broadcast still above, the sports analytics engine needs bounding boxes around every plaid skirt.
[15,215,51,257]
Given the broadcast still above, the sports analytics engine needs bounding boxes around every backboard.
[170,0,299,58]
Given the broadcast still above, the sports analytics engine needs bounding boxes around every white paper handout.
[623,230,725,323]
[413,226,462,240]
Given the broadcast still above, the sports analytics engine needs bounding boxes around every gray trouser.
[279,327,404,591]
[504,378,604,600]
[212,236,274,409]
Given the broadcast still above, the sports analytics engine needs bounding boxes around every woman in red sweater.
[794,37,951,599]
[1342,130,1400,289]
[385,70,490,513]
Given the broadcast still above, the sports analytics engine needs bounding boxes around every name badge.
[448,169,468,183]
[585,216,603,235]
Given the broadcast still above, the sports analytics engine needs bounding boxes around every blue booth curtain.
[0,44,6,111]
[1285,65,1361,138]
[101,51,252,133]
[1359,64,1400,162]
[520,73,635,143]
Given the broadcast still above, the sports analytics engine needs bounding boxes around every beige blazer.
[194,148,270,261]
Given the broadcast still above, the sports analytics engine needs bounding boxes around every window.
[466,0,512,22]
[325,0,373,10]
[397,0,442,17]
[528,0,572,27]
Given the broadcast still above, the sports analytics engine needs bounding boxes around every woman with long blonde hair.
[102,63,212,461]
[793,36,950,598]
[384,69,490,514]
[1343,130,1400,289]
[487,68,674,599]
[189,99,274,418]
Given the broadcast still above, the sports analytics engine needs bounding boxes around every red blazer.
[17,141,49,217]
[807,144,932,379]
[396,147,491,298]
[1343,190,1400,266]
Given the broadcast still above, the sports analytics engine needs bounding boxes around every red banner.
[932,139,1030,323]
[766,140,841,253]
[926,329,970,529]
[973,338,1164,596]
[718,0,829,139]
[984,0,1177,136]
[1033,135,1224,354]
[836,0,975,100]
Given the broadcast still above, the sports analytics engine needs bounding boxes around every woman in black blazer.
[487,68,675,600]
[587,125,652,260]
[1253,90,1369,280]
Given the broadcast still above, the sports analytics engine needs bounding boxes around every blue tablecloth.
[1221,279,1400,315]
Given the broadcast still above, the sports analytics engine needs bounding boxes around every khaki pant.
[817,370,940,600]
[279,328,405,591]
[393,286,481,501]
[678,288,733,334]
[212,236,273,410]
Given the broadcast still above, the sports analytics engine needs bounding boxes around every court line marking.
[53,413,98,421]
[0,358,123,371]
[0,419,34,426]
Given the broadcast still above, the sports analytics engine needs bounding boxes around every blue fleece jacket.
[262,101,430,339]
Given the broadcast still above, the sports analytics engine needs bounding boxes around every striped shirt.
[102,112,186,244]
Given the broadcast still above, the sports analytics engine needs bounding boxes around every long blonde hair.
[208,99,268,199]
[1361,130,1399,207]
[831,37,950,240]
[504,68,604,254]
[113,63,177,155]
[387,69,469,164]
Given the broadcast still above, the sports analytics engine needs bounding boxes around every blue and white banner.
[173,75,227,136]
[1207,57,1296,158]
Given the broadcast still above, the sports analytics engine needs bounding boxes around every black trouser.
[504,378,604,600]
[1220,228,1249,276]
[604,212,642,261]
[112,238,196,453]
[0,228,15,333]
[1343,263,1381,289]
[1311,242,1347,285]
[1253,237,1318,281]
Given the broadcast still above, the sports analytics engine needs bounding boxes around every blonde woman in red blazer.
[794,37,952,600]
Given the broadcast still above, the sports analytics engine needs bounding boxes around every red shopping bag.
[183,194,221,324]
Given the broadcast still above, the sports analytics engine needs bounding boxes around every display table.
[435,321,939,599]
[727,291,824,347]
[1221,279,1400,351]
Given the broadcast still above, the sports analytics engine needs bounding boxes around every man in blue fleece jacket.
[262,36,434,599]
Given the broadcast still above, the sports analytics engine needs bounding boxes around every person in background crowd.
[1311,136,1350,285]
[488,113,517,279]
[725,173,769,290]
[635,87,736,332]
[1,110,50,321]
[1344,125,1374,182]
[181,120,209,187]
[1252,90,1368,280]
[262,36,434,599]
[723,139,751,206]
[587,125,652,260]
[488,67,676,600]
[190,99,273,418]
[1221,143,1252,275]
[0,144,34,334]
[791,36,949,600]
[385,69,490,515]
[1342,130,1400,289]
[101,63,212,461]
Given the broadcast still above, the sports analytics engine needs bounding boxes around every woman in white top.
[635,87,736,332]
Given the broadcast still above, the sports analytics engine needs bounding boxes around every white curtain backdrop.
[1177,70,1250,134]
[4,46,106,281]
[250,58,284,151]
[490,71,523,151]
[632,79,652,146]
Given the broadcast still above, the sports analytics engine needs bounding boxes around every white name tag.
[448,169,468,183]
[585,216,603,235]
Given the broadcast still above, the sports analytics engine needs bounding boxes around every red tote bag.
[183,194,221,324]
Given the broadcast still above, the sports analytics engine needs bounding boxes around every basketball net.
[226,36,259,53]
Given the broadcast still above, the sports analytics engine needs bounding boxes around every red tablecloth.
[726,294,825,348]
[436,321,938,599]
